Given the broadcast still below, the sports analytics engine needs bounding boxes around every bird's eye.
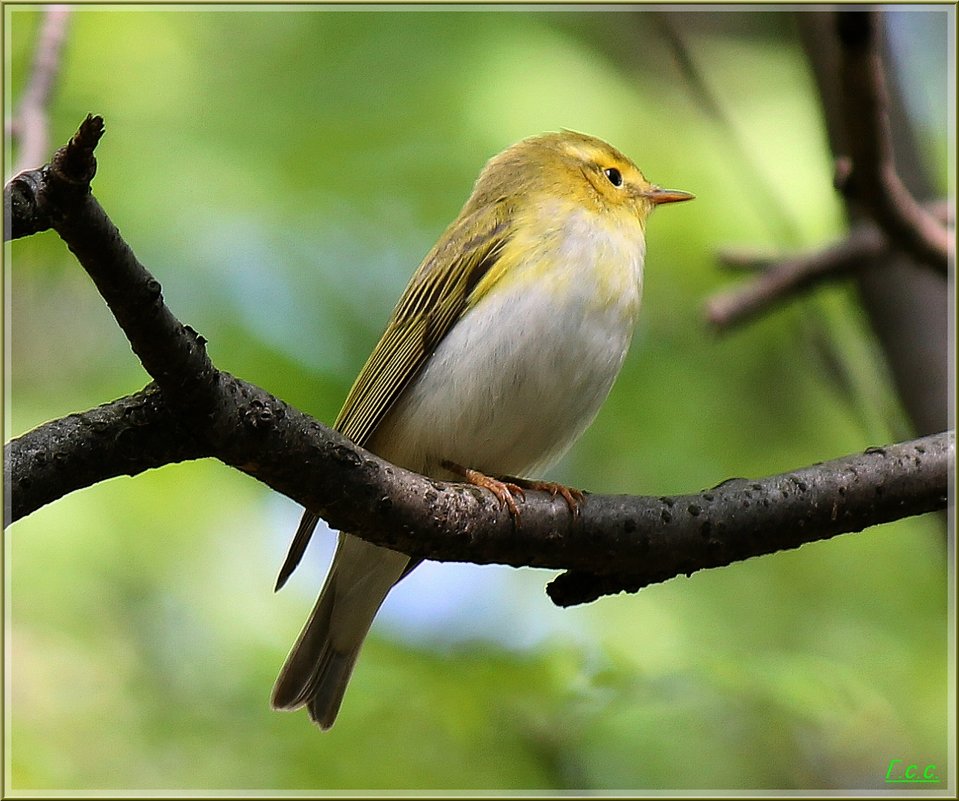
[604,167,623,187]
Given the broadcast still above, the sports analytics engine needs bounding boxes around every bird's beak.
[642,186,695,205]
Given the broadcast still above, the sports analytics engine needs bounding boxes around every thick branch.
[547,432,952,605]
[836,11,951,274]
[7,390,953,606]
[5,117,953,608]
[5,384,206,519]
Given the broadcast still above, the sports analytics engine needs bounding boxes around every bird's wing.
[334,212,510,445]
[275,208,511,589]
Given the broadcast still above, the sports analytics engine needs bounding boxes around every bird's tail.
[271,533,410,729]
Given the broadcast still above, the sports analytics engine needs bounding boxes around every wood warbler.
[271,131,693,728]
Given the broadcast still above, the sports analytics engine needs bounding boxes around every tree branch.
[546,432,952,605]
[835,11,952,274]
[5,117,953,607]
[7,390,953,606]
[797,11,949,439]
[7,5,72,179]
[5,384,206,520]
[705,201,952,332]
[6,116,221,410]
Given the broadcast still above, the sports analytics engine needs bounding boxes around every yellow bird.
[271,131,693,728]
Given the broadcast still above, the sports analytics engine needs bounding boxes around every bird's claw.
[442,461,584,519]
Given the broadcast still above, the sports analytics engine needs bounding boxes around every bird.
[270,130,693,729]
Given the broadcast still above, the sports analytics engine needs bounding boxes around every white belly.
[369,204,646,480]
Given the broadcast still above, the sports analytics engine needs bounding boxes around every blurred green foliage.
[5,6,950,793]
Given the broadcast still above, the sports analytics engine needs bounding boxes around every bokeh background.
[5,5,952,793]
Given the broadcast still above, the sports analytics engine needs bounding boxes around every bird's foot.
[442,461,526,518]
[503,476,586,517]
[442,462,585,518]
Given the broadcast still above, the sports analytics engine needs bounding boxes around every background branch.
[835,11,952,274]
[798,12,948,439]
[6,5,72,179]
[705,12,952,336]
[705,201,953,331]
[653,10,801,245]
[4,116,952,607]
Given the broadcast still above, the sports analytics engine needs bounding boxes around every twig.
[7,5,72,178]
[836,11,951,274]
[8,115,221,413]
[705,201,952,332]
[706,226,880,331]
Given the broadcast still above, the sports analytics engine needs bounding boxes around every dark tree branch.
[705,201,952,332]
[706,11,954,335]
[548,431,952,605]
[5,117,953,607]
[8,116,221,413]
[7,5,72,179]
[798,11,949,438]
[5,384,206,520]
[6,386,953,607]
[835,11,952,274]
[706,225,882,331]
[5,112,101,240]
